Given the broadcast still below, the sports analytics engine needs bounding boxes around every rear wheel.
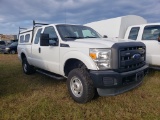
[22,58,35,75]
[67,68,95,103]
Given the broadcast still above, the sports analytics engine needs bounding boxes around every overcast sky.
[0,0,159,35]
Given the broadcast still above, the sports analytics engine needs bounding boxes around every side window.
[34,28,42,44]
[43,26,58,45]
[128,27,140,40]
[142,25,160,40]
[25,34,30,42]
[20,35,24,43]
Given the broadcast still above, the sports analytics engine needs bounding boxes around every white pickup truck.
[85,15,160,69]
[124,23,160,69]
[18,21,148,103]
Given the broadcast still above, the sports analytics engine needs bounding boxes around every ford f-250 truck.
[85,15,160,69]
[18,21,148,103]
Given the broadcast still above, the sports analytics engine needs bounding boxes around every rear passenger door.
[30,28,43,67]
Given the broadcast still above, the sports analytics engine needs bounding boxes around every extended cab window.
[128,27,140,40]
[25,34,30,42]
[43,26,58,45]
[142,25,160,40]
[34,28,42,44]
[10,42,18,46]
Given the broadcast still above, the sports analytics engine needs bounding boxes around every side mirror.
[158,36,160,42]
[40,34,58,46]
[40,34,49,46]
[103,35,108,38]
[158,33,160,42]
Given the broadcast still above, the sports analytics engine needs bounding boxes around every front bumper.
[0,49,9,53]
[89,65,148,96]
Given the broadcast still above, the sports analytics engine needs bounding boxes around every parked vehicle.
[0,40,6,45]
[5,39,18,45]
[85,15,160,69]
[0,41,6,53]
[18,21,148,103]
[0,41,18,54]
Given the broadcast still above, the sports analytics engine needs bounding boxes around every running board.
[149,66,160,70]
[36,69,65,80]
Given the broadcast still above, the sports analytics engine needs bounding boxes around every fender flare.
[19,49,32,64]
[60,51,97,75]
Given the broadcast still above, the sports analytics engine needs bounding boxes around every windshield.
[9,42,18,46]
[56,25,101,41]
[0,41,5,45]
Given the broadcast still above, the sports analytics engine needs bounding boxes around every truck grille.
[118,46,146,72]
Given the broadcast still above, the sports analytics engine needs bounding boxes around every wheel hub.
[73,82,81,91]
[70,76,83,97]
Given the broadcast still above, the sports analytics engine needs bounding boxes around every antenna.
[65,7,67,24]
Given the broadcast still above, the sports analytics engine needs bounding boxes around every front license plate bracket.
[136,71,144,81]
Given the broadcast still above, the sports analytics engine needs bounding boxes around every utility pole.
[0,34,2,41]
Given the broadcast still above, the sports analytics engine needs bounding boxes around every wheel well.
[21,53,26,60]
[64,59,86,76]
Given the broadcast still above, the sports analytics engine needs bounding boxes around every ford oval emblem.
[132,54,141,60]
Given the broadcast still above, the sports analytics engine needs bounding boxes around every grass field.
[0,54,160,120]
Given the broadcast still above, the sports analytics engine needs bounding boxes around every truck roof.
[129,23,160,27]
[19,23,82,34]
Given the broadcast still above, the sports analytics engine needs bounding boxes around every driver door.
[38,26,60,74]
[141,25,160,66]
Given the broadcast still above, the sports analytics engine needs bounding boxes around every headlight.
[89,48,111,70]
[5,48,10,50]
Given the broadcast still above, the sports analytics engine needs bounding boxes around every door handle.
[39,47,41,53]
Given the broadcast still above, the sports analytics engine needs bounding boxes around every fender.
[60,51,98,75]
[18,47,33,65]
[19,48,27,61]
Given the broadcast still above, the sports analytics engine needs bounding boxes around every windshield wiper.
[64,36,83,39]
[64,36,98,40]
[85,36,98,38]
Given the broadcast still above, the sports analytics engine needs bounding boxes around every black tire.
[22,58,35,75]
[10,50,16,54]
[67,68,95,103]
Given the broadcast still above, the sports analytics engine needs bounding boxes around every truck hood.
[64,37,134,48]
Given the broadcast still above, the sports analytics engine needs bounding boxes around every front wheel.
[22,58,35,75]
[67,68,95,103]
[10,50,16,54]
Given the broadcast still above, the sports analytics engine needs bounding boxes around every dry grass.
[0,54,160,120]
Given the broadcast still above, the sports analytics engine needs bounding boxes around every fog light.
[103,77,117,86]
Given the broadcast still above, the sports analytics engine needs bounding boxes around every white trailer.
[85,15,147,38]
